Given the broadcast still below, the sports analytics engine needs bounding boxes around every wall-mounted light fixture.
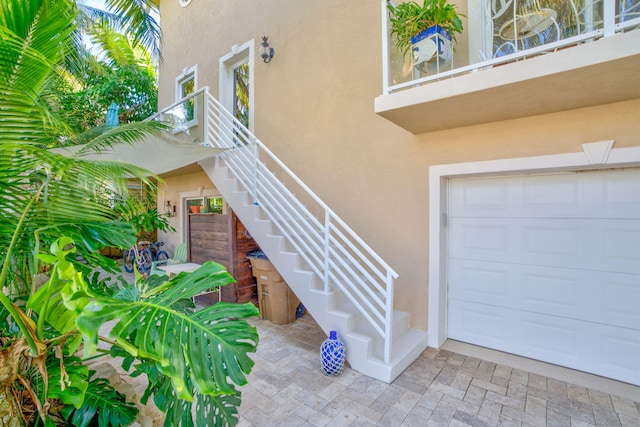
[164,200,176,218]
[260,36,274,63]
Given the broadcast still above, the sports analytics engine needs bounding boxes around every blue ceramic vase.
[320,330,345,376]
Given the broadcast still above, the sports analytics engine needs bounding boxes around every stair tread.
[208,153,428,383]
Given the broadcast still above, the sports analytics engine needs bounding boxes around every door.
[447,168,640,385]
[219,41,254,137]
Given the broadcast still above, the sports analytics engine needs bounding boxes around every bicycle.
[122,240,167,274]
[147,241,170,264]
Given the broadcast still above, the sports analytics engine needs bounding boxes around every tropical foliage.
[388,0,464,58]
[0,1,259,426]
[79,0,160,60]
[54,7,159,135]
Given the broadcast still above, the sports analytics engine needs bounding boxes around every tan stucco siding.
[157,0,640,330]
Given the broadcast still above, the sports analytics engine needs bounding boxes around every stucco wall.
[157,0,639,330]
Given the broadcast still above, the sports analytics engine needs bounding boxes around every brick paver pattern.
[238,315,640,427]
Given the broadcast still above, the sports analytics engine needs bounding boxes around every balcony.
[376,0,640,134]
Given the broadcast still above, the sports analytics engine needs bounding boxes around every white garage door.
[447,168,640,385]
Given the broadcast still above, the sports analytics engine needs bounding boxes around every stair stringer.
[199,156,428,383]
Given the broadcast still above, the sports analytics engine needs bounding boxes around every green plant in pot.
[388,0,464,64]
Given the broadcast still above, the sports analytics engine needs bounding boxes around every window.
[185,197,204,213]
[220,41,254,134]
[175,65,198,128]
[470,0,620,60]
[207,196,225,214]
[233,63,250,128]
[185,196,225,214]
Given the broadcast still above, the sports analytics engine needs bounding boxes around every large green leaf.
[62,374,138,427]
[133,359,242,427]
[77,262,260,400]
[46,355,89,409]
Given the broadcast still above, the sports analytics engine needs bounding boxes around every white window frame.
[219,40,255,134]
[175,65,199,129]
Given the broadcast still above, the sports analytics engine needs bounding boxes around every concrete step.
[202,153,426,383]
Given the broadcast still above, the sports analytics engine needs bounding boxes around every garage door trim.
[428,141,640,350]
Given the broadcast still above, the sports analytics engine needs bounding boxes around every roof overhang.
[53,132,227,177]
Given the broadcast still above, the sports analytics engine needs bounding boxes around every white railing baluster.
[157,86,398,367]
[252,136,258,205]
[324,211,331,292]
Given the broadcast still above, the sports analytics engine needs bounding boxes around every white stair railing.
[193,87,399,364]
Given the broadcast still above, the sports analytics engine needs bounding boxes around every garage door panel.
[600,277,640,329]
[450,169,640,219]
[447,168,640,385]
[448,260,510,305]
[601,225,640,274]
[601,329,640,385]
[450,258,639,329]
[448,300,508,347]
[449,301,640,384]
[450,218,640,274]
[602,169,640,217]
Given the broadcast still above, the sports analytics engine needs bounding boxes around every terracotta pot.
[190,205,201,213]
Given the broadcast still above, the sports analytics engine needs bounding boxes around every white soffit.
[53,133,227,176]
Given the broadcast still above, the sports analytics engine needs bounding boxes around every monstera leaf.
[77,261,260,403]
[131,358,243,427]
[61,373,138,427]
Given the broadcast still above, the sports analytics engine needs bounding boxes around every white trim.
[427,142,640,348]
[178,188,222,244]
[175,65,198,102]
[175,65,199,130]
[219,40,255,133]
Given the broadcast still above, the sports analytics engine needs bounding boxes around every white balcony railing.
[154,87,400,364]
[383,0,640,94]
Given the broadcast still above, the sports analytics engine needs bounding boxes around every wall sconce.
[260,36,274,63]
[164,200,176,218]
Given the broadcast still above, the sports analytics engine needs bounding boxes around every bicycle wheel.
[137,248,153,274]
[123,249,135,273]
[156,250,169,262]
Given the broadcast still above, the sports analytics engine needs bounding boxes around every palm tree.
[78,0,160,60]
[0,1,258,426]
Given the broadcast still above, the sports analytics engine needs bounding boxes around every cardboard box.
[258,280,300,325]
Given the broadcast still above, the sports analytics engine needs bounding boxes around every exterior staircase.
[165,87,428,382]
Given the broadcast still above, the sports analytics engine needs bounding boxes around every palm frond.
[0,0,76,95]
[0,0,78,143]
[97,0,160,59]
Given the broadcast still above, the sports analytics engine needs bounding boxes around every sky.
[80,0,108,10]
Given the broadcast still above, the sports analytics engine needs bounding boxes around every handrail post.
[324,210,331,292]
[204,88,211,146]
[384,270,394,364]
[252,136,259,205]
[603,0,615,37]
[381,0,391,95]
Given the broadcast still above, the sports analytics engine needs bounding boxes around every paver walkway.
[96,268,640,426]
[238,314,640,427]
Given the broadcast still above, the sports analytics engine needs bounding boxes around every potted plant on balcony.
[388,0,464,67]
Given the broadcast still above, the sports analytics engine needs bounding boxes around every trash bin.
[247,250,299,325]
